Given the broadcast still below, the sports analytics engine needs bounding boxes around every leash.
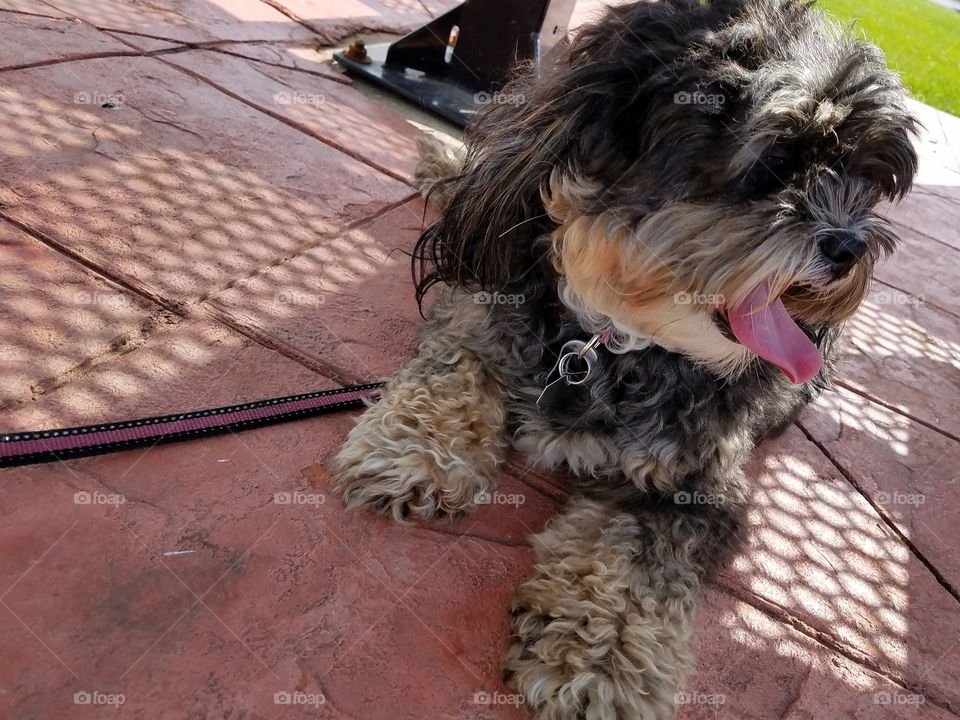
[0,382,384,469]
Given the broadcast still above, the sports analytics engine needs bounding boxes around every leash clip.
[536,334,603,408]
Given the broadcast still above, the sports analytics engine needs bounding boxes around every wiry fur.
[333,299,509,522]
[333,1,918,718]
[505,494,745,719]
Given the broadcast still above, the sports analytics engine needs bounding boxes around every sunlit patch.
[722,435,920,670]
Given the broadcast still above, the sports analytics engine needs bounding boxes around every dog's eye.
[740,155,792,198]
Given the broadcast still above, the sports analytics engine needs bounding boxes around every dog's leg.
[332,312,508,522]
[504,495,737,720]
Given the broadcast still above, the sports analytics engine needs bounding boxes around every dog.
[333,1,918,717]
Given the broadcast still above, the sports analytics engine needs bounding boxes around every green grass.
[817,0,960,116]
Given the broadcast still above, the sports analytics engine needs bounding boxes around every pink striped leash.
[0,383,384,468]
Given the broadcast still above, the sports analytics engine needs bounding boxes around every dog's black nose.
[819,230,867,276]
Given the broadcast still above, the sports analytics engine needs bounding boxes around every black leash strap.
[0,382,385,469]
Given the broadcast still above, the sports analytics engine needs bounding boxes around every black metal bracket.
[334,0,575,126]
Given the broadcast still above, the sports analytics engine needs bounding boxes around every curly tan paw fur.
[502,499,697,720]
[332,346,507,522]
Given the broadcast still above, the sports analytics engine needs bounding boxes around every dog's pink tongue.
[727,282,822,384]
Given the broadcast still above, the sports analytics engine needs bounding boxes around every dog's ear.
[412,93,565,308]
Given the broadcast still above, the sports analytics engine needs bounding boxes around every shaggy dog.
[333,1,918,717]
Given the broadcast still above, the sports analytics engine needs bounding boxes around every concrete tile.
[266,0,434,45]
[0,454,546,718]
[835,285,960,437]
[0,56,411,308]
[881,189,960,252]
[874,228,960,317]
[0,491,200,718]
[166,48,422,180]
[801,385,960,594]
[0,222,154,408]
[683,588,956,719]
[0,11,132,69]
[907,98,960,176]
[719,425,960,709]
[39,0,317,46]
[1,317,331,432]
[206,198,434,382]
[0,323,554,720]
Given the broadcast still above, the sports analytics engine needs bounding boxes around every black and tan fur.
[332,1,918,717]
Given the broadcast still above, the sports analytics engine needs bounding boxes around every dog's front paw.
[333,425,489,522]
[331,359,507,522]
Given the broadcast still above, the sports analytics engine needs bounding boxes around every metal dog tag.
[537,339,599,408]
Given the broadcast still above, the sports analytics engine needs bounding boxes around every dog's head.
[415,0,918,383]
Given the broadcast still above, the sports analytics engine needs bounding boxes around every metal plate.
[334,43,483,127]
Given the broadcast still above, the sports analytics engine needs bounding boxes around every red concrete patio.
[0,1,958,718]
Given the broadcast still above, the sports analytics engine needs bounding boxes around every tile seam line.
[155,55,415,187]
[194,191,420,304]
[254,0,325,38]
[0,313,181,413]
[889,216,960,254]
[711,581,960,716]
[871,276,960,323]
[102,30,311,46]
[4,23,354,88]
[96,29,354,86]
[252,0,416,49]
[794,418,960,606]
[99,28,339,56]
[0,50,162,73]
[0,211,186,315]
[914,187,960,208]
[1,191,417,389]
[834,378,960,444]
[203,46,351,86]
[0,7,74,21]
[193,190,419,382]
[198,304,364,387]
